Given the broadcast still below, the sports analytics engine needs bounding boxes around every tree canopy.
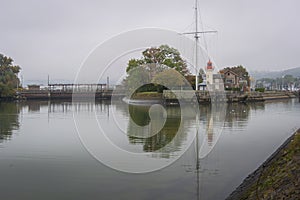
[124,45,192,93]
[126,45,189,76]
[0,54,21,98]
[152,69,189,88]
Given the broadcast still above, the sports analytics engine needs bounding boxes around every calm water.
[0,99,299,200]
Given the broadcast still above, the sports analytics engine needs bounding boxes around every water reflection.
[127,105,182,154]
[225,102,265,130]
[0,100,266,152]
[101,102,197,160]
[197,103,227,159]
[49,100,111,113]
[114,101,228,160]
[0,102,20,142]
[0,99,298,200]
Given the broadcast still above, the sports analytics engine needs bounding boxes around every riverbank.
[6,89,298,103]
[226,129,300,200]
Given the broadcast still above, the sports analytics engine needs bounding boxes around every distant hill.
[250,67,300,80]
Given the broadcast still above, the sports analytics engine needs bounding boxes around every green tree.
[126,59,144,73]
[152,69,189,89]
[0,54,21,98]
[126,45,189,76]
[124,45,191,93]
[124,66,151,94]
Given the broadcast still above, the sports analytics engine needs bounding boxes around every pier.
[19,83,119,100]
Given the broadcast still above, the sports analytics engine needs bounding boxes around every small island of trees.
[123,45,201,97]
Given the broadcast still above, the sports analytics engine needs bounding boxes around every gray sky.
[1,0,299,83]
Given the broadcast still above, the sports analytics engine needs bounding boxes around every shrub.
[255,88,265,93]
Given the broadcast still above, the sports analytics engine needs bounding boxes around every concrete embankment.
[262,91,297,101]
[18,89,297,103]
[162,90,297,104]
[226,129,300,200]
[226,91,297,103]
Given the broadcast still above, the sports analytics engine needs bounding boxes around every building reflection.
[19,100,112,114]
[197,103,227,159]
[207,113,214,145]
[27,101,43,112]
[225,102,265,129]
[48,100,111,113]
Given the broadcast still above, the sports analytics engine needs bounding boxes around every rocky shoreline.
[226,129,300,200]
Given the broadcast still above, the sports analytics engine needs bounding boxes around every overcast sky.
[1,0,299,83]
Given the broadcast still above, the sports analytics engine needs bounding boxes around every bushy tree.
[126,45,189,76]
[152,69,189,89]
[0,54,21,98]
[124,45,191,93]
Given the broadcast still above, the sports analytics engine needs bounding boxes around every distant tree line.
[256,75,300,91]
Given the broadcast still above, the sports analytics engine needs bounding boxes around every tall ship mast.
[183,0,217,90]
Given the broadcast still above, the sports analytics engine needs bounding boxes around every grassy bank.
[131,92,162,100]
[226,129,300,200]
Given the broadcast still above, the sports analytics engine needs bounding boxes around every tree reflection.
[127,105,183,154]
[128,105,151,126]
[0,102,20,142]
[124,102,265,156]
[95,98,268,161]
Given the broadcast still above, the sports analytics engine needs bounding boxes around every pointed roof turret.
[206,59,214,70]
